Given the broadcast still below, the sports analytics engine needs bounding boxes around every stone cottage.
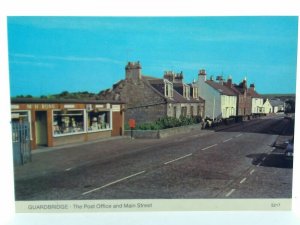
[98,62,205,124]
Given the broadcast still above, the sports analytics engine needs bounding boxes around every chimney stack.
[216,75,223,84]
[198,69,207,81]
[125,61,142,81]
[226,75,233,88]
[174,71,183,83]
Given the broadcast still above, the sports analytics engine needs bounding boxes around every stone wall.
[126,104,167,124]
[124,124,202,139]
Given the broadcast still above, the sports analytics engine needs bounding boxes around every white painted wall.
[263,99,273,114]
[251,98,264,114]
[221,95,237,118]
[198,76,221,119]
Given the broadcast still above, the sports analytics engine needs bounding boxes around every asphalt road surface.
[14,115,294,200]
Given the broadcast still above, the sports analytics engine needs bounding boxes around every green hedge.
[126,116,202,130]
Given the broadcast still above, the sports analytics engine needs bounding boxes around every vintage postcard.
[4,15,298,215]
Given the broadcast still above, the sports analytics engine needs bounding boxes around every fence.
[12,122,31,166]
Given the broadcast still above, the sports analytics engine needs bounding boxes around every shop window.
[87,110,111,132]
[53,110,85,136]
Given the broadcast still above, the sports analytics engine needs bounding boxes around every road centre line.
[164,153,193,165]
[262,157,266,161]
[240,178,247,184]
[82,170,146,195]
[201,144,218,151]
[250,169,255,175]
[65,167,72,171]
[223,138,233,143]
[235,134,243,138]
[225,189,236,197]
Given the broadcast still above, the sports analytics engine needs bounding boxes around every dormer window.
[183,84,190,99]
[164,79,173,98]
[193,86,198,99]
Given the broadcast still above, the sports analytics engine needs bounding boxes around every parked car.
[284,138,294,160]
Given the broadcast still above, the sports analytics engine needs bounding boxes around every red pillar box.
[129,119,136,129]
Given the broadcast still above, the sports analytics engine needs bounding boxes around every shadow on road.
[246,153,293,169]
[210,117,295,136]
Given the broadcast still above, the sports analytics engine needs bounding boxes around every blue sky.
[7,16,298,96]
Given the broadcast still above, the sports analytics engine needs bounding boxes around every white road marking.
[250,169,255,175]
[235,134,243,138]
[226,189,236,197]
[262,157,266,161]
[256,162,261,167]
[201,144,218,151]
[82,170,146,195]
[65,167,72,171]
[164,153,192,165]
[223,138,233,143]
[240,178,247,184]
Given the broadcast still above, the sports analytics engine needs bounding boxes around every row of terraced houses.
[98,61,274,124]
[11,61,283,150]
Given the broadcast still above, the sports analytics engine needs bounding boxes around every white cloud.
[9,53,124,65]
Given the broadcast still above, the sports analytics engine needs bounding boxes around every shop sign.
[11,105,20,110]
[40,104,56,109]
[95,104,104,108]
[26,104,56,110]
[64,104,75,109]
[112,105,120,112]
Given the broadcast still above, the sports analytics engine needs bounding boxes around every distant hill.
[14,91,101,100]
[261,93,296,101]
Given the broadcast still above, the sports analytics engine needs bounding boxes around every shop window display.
[53,110,84,136]
[88,110,111,132]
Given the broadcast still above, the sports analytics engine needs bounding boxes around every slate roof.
[248,88,262,98]
[145,76,204,104]
[206,80,236,96]
[269,99,285,106]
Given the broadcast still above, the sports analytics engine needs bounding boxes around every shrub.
[131,116,202,130]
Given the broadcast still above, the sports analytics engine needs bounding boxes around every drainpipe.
[213,96,215,120]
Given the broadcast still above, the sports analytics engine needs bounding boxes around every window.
[53,110,85,136]
[190,106,194,116]
[87,110,111,132]
[173,106,177,118]
[181,107,187,117]
[164,80,173,98]
[193,87,198,98]
[11,111,30,123]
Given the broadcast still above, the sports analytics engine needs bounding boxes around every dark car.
[284,138,294,160]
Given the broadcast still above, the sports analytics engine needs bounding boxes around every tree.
[285,99,295,113]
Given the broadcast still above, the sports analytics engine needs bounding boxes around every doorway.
[35,111,48,146]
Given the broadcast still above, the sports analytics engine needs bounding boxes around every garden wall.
[124,124,202,139]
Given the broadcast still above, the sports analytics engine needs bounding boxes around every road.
[14,115,294,200]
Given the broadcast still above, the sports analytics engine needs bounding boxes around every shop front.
[11,99,125,150]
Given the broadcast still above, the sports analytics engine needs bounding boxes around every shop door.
[112,111,122,136]
[35,111,48,146]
